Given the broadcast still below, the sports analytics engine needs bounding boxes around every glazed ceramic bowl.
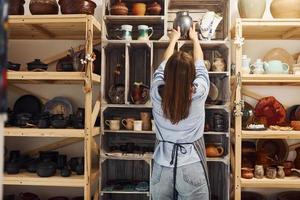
[29,0,59,15]
[59,0,97,15]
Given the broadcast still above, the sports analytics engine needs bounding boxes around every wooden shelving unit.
[5,15,101,200]
[100,0,231,199]
[234,18,300,200]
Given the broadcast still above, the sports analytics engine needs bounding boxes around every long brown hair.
[161,51,196,124]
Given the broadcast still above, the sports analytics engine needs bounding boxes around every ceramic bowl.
[59,0,97,15]
[29,0,59,15]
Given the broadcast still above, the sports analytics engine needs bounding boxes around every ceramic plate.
[264,48,295,68]
[44,97,73,117]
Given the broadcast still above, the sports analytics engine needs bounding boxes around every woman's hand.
[169,26,181,42]
[189,23,199,42]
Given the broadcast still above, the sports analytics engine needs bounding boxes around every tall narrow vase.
[238,0,266,18]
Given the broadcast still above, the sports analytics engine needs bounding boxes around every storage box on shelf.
[234,18,300,200]
[4,15,101,200]
[100,0,231,199]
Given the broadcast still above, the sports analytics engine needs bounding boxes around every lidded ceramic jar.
[147,1,162,15]
[110,0,128,15]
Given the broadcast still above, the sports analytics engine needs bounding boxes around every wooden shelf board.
[4,127,85,138]
[242,74,300,84]
[8,14,101,40]
[104,15,164,24]
[238,19,300,40]
[7,71,101,84]
[241,177,300,188]
[103,103,229,109]
[101,190,149,195]
[242,130,300,139]
[93,127,101,137]
[204,131,228,136]
[3,172,84,187]
[207,155,229,164]
[101,152,152,161]
[104,130,155,134]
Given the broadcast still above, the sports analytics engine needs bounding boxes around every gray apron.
[155,127,211,200]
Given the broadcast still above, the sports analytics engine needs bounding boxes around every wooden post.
[234,18,243,200]
[84,16,94,200]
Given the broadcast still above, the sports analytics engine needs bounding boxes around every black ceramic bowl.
[8,61,21,71]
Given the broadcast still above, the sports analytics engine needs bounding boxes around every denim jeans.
[151,161,209,200]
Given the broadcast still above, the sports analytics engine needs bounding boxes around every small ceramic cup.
[121,118,135,130]
[134,120,143,131]
[254,165,264,179]
[105,120,120,131]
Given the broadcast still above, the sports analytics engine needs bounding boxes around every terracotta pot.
[295,147,300,169]
[132,3,146,16]
[291,121,300,130]
[147,1,162,15]
[29,0,59,15]
[110,0,128,15]
[241,168,254,179]
[206,144,224,157]
[59,0,97,15]
[238,0,266,18]
[9,0,25,15]
[271,0,300,18]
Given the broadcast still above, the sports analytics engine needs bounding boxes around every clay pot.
[37,159,57,177]
[110,0,128,15]
[147,1,162,15]
[295,147,300,169]
[254,165,264,179]
[241,168,254,179]
[9,0,25,15]
[212,58,226,72]
[60,167,71,177]
[206,144,224,157]
[271,0,300,18]
[283,161,294,176]
[27,59,48,71]
[132,3,146,15]
[173,11,193,38]
[238,0,266,18]
[140,112,151,131]
[29,0,59,15]
[59,0,97,15]
[131,82,149,104]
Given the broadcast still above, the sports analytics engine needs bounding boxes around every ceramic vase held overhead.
[238,0,266,18]
[271,0,300,18]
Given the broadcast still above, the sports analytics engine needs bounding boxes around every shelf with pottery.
[8,14,101,40]
[241,74,300,84]
[234,19,300,40]
[207,155,230,164]
[103,15,165,24]
[3,171,85,187]
[103,129,155,134]
[7,71,101,84]
[242,130,300,139]
[240,176,300,189]
[4,127,100,138]
[100,151,153,162]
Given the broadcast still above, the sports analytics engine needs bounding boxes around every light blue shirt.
[151,59,210,167]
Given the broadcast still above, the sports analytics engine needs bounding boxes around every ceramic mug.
[116,24,132,40]
[121,118,134,130]
[266,167,277,179]
[105,120,120,131]
[134,120,143,131]
[263,60,289,74]
[254,165,264,179]
[137,25,153,41]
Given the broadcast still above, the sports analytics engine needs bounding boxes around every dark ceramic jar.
[147,1,162,15]
[75,157,84,175]
[29,0,59,15]
[19,193,40,200]
[173,11,193,38]
[27,59,48,71]
[37,158,57,177]
[5,162,20,174]
[9,0,25,15]
[60,166,71,177]
[48,197,69,200]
